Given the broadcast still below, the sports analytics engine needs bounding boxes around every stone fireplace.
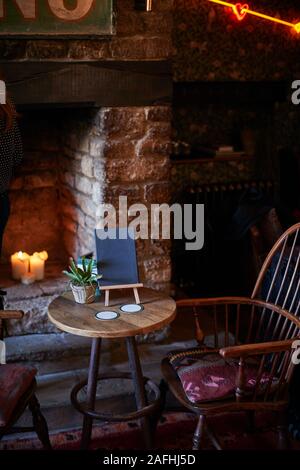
[0,0,173,340]
[3,105,172,268]
[1,104,172,337]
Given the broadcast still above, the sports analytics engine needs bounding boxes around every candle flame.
[32,251,49,261]
[39,251,49,261]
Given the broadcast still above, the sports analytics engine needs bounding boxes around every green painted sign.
[0,0,115,36]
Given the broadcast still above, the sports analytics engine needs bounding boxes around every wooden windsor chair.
[161,223,300,450]
[0,290,51,449]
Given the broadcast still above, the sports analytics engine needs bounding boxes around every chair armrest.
[176,296,281,308]
[177,296,265,309]
[219,339,295,358]
[0,310,24,320]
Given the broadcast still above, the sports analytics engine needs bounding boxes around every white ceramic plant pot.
[70,283,97,304]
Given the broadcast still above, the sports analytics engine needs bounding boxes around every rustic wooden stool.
[48,287,176,449]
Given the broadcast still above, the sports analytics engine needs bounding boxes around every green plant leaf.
[63,271,80,283]
[70,258,78,273]
[75,267,86,278]
[68,264,78,277]
[62,270,73,278]
[63,257,99,286]
[87,258,93,275]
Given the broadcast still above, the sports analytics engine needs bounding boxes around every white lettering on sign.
[0,0,36,19]
[0,0,95,21]
[48,0,94,21]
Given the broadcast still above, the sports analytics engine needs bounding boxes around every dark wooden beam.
[1,61,172,108]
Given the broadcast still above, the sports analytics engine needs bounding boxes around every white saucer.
[120,304,144,314]
[95,311,119,320]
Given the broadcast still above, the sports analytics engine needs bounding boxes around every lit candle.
[30,251,48,281]
[11,251,30,280]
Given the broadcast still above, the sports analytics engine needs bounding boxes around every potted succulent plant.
[63,257,101,304]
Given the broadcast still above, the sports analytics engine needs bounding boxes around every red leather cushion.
[169,349,277,403]
[0,364,37,427]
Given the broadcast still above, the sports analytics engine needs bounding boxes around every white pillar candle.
[11,251,30,280]
[30,251,48,281]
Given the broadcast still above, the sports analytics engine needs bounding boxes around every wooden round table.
[48,287,176,449]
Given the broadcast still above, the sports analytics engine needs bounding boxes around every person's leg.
[0,192,10,258]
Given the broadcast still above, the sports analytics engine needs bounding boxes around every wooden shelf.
[171,155,253,165]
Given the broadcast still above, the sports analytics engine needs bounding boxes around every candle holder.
[21,272,35,286]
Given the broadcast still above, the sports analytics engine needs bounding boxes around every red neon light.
[209,0,300,34]
[232,3,249,21]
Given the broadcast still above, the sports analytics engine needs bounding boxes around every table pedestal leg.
[126,336,153,449]
[81,338,101,450]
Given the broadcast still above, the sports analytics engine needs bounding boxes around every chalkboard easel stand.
[100,283,144,307]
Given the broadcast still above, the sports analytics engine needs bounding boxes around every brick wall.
[3,111,65,262]
[59,106,172,291]
[102,106,172,291]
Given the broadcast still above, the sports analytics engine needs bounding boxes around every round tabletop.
[48,288,177,339]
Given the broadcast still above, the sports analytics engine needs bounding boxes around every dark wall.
[174,0,300,81]
[172,1,300,187]
[172,82,300,183]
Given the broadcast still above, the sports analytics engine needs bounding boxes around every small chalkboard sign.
[95,227,143,306]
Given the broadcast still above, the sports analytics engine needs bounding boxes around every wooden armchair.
[0,293,51,449]
[161,223,300,450]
